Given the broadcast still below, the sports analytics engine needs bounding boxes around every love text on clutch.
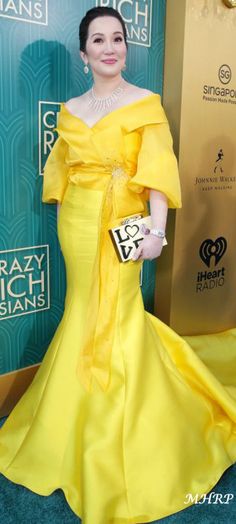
[109,215,167,263]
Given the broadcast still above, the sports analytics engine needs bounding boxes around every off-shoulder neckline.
[61,93,160,130]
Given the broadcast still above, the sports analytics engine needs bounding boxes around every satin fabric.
[0,94,236,524]
[43,93,182,393]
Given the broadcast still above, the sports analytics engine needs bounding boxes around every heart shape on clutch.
[125,224,139,238]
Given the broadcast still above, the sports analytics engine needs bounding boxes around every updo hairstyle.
[79,6,128,52]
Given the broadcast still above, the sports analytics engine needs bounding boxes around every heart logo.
[125,224,139,238]
[199,237,227,268]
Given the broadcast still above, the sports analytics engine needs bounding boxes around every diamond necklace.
[88,79,126,113]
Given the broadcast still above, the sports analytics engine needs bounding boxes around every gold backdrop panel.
[156,0,236,335]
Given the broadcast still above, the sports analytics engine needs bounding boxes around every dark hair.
[79,6,128,52]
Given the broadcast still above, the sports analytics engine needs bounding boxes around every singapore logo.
[203,64,236,104]
[196,237,227,293]
[96,0,153,47]
[0,0,48,25]
[218,64,232,85]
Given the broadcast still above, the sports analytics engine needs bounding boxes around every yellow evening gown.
[0,94,236,524]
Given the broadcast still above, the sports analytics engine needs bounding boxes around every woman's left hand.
[132,234,164,261]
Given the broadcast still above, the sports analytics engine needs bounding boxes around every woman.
[0,6,236,524]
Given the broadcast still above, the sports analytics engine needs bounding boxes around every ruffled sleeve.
[42,127,69,204]
[127,100,182,209]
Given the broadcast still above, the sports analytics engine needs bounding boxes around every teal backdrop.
[0,0,166,374]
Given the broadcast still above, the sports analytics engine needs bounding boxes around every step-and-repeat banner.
[157,0,236,335]
[0,0,166,375]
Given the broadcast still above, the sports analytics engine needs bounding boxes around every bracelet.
[149,228,166,239]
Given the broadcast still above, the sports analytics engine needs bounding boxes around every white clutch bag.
[108,214,167,263]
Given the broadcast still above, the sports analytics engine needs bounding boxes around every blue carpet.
[0,416,235,523]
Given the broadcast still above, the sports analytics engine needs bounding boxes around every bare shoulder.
[64,93,89,115]
[136,87,154,97]
[125,83,154,98]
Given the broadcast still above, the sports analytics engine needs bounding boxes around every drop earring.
[84,64,89,74]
